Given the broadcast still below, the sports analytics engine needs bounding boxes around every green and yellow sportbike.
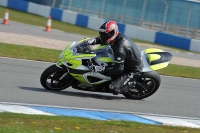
[40,38,172,100]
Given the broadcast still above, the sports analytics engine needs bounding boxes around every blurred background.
[24,0,200,40]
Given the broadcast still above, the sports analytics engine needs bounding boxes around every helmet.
[99,21,119,44]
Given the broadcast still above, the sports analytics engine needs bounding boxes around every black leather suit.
[91,33,144,94]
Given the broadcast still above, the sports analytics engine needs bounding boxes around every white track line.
[0,104,54,115]
[137,115,200,128]
[0,102,199,121]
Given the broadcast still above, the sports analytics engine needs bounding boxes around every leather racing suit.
[90,33,144,94]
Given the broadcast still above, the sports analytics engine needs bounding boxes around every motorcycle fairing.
[57,41,96,68]
[57,41,113,84]
[97,57,113,62]
[83,72,111,84]
[144,48,172,70]
[70,72,111,85]
[94,45,114,64]
[70,73,88,84]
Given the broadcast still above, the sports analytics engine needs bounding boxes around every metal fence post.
[186,4,192,37]
[85,0,89,13]
[140,0,147,27]
[120,0,127,23]
[60,0,66,9]
[68,0,72,10]
[100,0,106,18]
[52,0,56,7]
[162,0,168,32]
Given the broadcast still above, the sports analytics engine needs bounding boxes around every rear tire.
[40,64,74,91]
[123,71,161,100]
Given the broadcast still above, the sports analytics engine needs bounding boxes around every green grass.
[0,42,200,79]
[0,43,61,62]
[157,64,200,79]
[0,112,200,133]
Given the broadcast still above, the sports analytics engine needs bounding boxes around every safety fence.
[26,0,200,40]
[142,21,200,40]
[59,5,200,40]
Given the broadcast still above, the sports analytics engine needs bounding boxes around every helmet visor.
[99,30,115,44]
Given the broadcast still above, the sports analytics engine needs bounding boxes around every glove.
[87,38,96,45]
[87,36,101,45]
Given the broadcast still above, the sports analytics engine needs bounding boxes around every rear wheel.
[40,64,74,91]
[123,71,161,100]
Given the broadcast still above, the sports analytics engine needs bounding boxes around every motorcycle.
[40,38,172,100]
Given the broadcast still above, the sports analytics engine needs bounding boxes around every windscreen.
[72,41,94,54]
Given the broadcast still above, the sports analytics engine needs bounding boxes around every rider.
[88,20,143,95]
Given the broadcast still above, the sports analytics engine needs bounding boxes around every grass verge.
[0,43,61,62]
[0,112,200,133]
[157,64,200,79]
[0,42,200,79]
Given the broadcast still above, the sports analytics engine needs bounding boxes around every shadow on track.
[17,86,127,100]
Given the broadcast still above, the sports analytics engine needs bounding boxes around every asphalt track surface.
[0,20,200,119]
[0,57,200,119]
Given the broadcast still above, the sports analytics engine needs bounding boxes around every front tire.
[123,71,161,100]
[40,64,74,91]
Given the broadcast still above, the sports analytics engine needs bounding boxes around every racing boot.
[109,83,121,95]
[109,72,141,95]
[109,75,128,95]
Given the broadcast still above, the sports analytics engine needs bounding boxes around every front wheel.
[123,71,161,100]
[40,64,74,91]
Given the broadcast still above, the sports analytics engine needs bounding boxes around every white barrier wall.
[124,25,138,39]
[125,24,156,43]
[28,2,39,15]
[28,3,51,18]
[0,0,7,7]
[190,39,200,52]
[62,10,77,25]
[37,4,51,18]
[88,17,105,31]
[137,27,156,43]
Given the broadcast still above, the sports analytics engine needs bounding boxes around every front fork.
[59,73,68,80]
[56,63,69,81]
